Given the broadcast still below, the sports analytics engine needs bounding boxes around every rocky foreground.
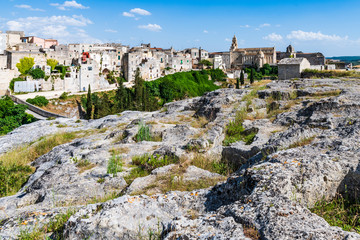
[1,79,360,239]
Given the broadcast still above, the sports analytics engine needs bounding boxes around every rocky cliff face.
[1,79,360,239]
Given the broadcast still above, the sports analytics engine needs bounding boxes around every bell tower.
[230,35,238,52]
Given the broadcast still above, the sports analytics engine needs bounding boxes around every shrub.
[26,96,49,107]
[16,57,34,74]
[29,68,45,79]
[9,77,25,91]
[59,92,69,100]
[0,96,35,135]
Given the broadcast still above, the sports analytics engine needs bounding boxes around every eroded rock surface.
[1,79,360,239]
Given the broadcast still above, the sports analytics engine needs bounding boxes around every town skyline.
[1,0,359,57]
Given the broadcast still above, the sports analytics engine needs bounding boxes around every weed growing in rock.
[132,154,178,172]
[223,109,258,146]
[135,120,151,142]
[17,209,77,240]
[190,153,229,175]
[311,194,360,233]
[71,157,95,173]
[135,120,162,142]
[107,155,123,176]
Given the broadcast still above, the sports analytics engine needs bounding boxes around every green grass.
[223,109,258,146]
[107,155,123,176]
[134,120,162,142]
[311,194,360,233]
[124,154,179,185]
[0,132,80,197]
[190,153,233,176]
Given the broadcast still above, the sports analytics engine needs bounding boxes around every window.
[88,67,92,71]
[118,56,120,60]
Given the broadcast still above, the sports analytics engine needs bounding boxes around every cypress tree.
[236,78,240,89]
[240,70,245,85]
[142,86,147,111]
[134,68,144,108]
[250,68,255,84]
[86,85,92,120]
[92,94,99,119]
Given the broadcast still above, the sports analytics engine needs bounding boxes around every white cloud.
[138,23,162,32]
[15,4,45,12]
[105,29,117,33]
[240,24,250,28]
[287,30,348,41]
[259,23,271,28]
[130,8,151,16]
[123,8,151,19]
[203,30,208,33]
[264,33,283,42]
[50,1,89,10]
[6,15,99,43]
[225,38,231,42]
[122,12,135,17]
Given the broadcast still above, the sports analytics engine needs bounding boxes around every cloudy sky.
[1,0,359,56]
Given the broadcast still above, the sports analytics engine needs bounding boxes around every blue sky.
[1,0,359,56]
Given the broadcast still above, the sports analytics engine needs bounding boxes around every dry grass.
[190,116,209,128]
[311,89,342,97]
[110,147,130,155]
[243,226,260,240]
[0,132,79,167]
[287,136,316,149]
[131,173,225,196]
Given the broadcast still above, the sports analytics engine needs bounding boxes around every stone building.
[229,35,276,69]
[278,58,310,80]
[277,45,325,66]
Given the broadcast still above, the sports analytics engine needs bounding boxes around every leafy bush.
[59,92,69,100]
[135,120,151,142]
[0,96,35,135]
[29,68,45,79]
[26,96,49,107]
[9,77,25,91]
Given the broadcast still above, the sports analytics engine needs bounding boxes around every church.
[229,35,277,69]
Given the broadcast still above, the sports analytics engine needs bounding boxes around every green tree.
[236,78,240,89]
[240,70,245,85]
[29,68,45,79]
[16,57,35,75]
[46,59,58,71]
[250,68,255,84]
[86,85,92,120]
[134,68,144,108]
[199,60,213,67]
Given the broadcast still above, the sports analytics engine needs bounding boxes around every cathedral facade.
[229,35,276,69]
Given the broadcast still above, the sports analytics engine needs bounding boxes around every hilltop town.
[0,31,345,97]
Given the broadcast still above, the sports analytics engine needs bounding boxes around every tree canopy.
[46,59,58,71]
[16,57,35,75]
